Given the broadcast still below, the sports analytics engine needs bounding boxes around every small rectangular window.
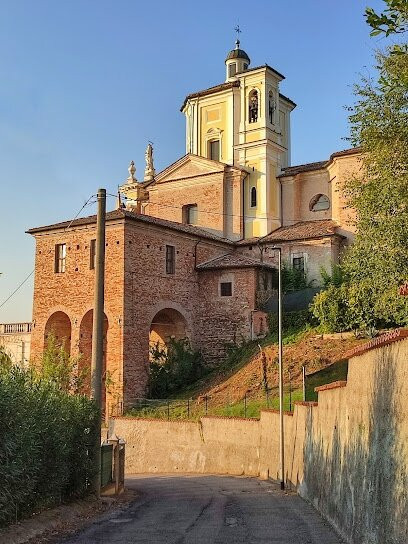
[292,256,305,273]
[183,204,198,225]
[209,140,220,161]
[229,63,237,77]
[220,281,232,297]
[90,239,96,270]
[166,245,175,274]
[55,243,66,273]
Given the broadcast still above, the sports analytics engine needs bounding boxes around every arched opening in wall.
[250,186,257,208]
[149,308,190,353]
[268,91,275,124]
[44,311,72,355]
[248,89,258,123]
[79,310,109,396]
[310,194,330,211]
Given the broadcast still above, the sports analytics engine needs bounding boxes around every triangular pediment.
[155,154,226,184]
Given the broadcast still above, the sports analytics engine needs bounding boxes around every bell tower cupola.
[225,39,250,82]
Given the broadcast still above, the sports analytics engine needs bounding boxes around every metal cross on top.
[234,25,242,41]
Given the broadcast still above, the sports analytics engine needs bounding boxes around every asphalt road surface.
[63,475,342,544]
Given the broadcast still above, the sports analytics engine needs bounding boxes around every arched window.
[248,90,258,123]
[268,91,275,124]
[309,194,330,211]
[250,186,257,208]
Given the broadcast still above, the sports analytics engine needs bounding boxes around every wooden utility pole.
[90,188,106,497]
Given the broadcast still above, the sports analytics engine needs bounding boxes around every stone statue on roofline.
[144,142,156,182]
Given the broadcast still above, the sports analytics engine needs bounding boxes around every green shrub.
[320,265,344,288]
[268,309,314,333]
[0,365,98,527]
[310,281,408,333]
[149,338,205,397]
[0,347,12,369]
[282,263,310,292]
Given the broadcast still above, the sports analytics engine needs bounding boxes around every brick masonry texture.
[30,215,270,413]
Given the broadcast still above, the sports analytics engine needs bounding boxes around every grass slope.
[127,327,365,420]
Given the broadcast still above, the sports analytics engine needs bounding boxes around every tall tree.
[312,2,408,331]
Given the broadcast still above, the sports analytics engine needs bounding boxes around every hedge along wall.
[0,367,98,527]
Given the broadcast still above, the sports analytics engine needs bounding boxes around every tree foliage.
[0,346,12,369]
[148,338,205,397]
[365,0,408,39]
[312,6,408,332]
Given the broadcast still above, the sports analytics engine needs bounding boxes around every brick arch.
[44,311,72,355]
[150,308,190,349]
[148,300,191,327]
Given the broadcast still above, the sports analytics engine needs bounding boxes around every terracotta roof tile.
[196,253,276,271]
[27,209,233,244]
[342,329,408,360]
[279,147,362,178]
[279,161,328,177]
[237,220,341,245]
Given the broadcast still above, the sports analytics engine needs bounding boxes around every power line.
[65,195,96,230]
[0,270,34,309]
[0,195,97,310]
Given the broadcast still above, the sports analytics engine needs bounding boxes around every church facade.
[28,41,361,413]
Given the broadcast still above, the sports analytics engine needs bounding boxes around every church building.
[27,41,361,413]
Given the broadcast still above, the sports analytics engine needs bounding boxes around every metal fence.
[122,385,302,421]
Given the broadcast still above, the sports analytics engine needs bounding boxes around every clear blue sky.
[0,0,388,322]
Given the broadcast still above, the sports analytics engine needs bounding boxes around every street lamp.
[272,246,284,490]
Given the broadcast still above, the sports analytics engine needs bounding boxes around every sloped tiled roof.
[196,253,275,271]
[238,220,341,246]
[27,209,233,244]
[180,81,240,111]
[278,161,328,177]
[279,147,362,178]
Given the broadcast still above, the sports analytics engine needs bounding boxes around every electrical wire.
[64,195,97,230]
[106,193,284,222]
[0,270,34,309]
[0,195,97,309]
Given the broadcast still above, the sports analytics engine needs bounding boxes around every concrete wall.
[110,336,408,544]
[110,416,260,476]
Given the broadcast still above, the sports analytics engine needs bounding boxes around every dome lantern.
[225,39,250,82]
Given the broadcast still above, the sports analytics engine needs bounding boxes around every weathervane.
[234,24,241,47]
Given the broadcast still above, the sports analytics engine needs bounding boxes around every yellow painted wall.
[199,100,228,161]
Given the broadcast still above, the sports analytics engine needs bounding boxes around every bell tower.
[181,39,296,238]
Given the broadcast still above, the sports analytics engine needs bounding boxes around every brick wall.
[30,214,272,412]
[147,171,226,237]
[30,220,125,413]
[197,268,256,364]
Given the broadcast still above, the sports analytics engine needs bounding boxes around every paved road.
[63,475,342,543]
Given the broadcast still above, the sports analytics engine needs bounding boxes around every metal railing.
[120,385,302,421]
